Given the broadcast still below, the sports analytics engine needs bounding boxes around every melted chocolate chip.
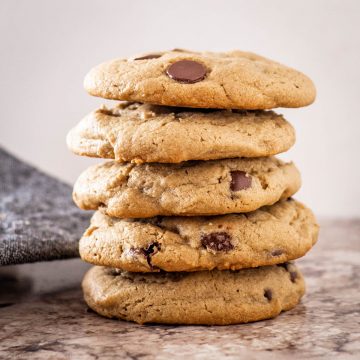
[129,242,161,268]
[230,171,252,191]
[166,60,207,83]
[201,232,234,252]
[290,271,298,283]
[278,262,298,282]
[142,242,161,267]
[271,249,284,257]
[264,289,273,301]
[134,54,162,60]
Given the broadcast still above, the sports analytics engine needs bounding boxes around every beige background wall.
[0,0,359,217]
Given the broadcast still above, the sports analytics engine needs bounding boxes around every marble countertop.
[1,218,359,359]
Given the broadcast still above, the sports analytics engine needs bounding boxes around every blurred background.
[0,0,359,218]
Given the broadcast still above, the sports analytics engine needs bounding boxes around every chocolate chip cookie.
[84,50,316,109]
[82,263,305,324]
[66,103,295,163]
[79,199,318,272]
[73,157,301,217]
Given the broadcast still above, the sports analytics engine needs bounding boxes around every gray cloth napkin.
[0,147,91,265]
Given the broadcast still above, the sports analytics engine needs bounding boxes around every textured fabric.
[0,147,90,265]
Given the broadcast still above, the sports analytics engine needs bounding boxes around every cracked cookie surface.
[66,103,295,163]
[82,263,305,325]
[79,199,319,272]
[84,49,316,109]
[73,157,301,217]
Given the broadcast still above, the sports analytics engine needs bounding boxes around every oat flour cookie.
[66,103,295,163]
[73,157,301,217]
[82,263,305,325]
[84,49,316,109]
[79,199,319,272]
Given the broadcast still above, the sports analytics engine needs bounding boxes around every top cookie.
[84,49,316,109]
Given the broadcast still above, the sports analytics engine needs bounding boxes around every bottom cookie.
[82,263,305,325]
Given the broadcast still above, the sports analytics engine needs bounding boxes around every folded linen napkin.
[0,147,90,265]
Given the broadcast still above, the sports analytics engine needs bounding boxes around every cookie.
[66,103,295,163]
[73,157,301,218]
[84,50,316,109]
[79,199,318,272]
[82,263,305,325]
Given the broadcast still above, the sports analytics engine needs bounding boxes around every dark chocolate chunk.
[230,171,252,191]
[201,232,234,252]
[264,289,273,301]
[134,54,162,60]
[166,60,207,83]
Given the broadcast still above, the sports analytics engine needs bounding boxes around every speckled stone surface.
[0,147,91,265]
[0,219,359,359]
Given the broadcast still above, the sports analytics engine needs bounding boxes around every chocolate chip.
[134,54,162,60]
[142,242,161,267]
[201,232,233,252]
[166,60,207,83]
[230,171,252,191]
[271,249,284,256]
[142,241,161,256]
[290,271,298,283]
[264,289,273,301]
[129,242,161,268]
[278,263,298,283]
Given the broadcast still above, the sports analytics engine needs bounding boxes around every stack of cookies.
[67,50,319,325]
